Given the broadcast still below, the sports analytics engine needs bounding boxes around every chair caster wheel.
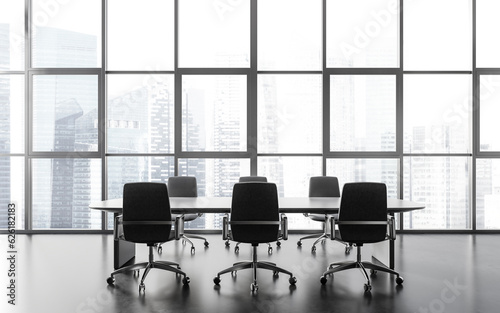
[204,241,209,247]
[106,277,115,285]
[268,247,273,254]
[234,246,239,253]
[320,276,327,285]
[273,271,279,277]
[251,283,258,292]
[182,277,190,285]
[191,246,195,254]
[364,283,372,292]
[311,246,316,253]
[396,276,404,285]
[345,246,350,254]
[139,284,145,292]
[213,277,221,285]
[225,241,230,247]
[370,269,377,276]
[158,246,162,254]
[276,241,281,247]
[297,241,302,247]
[289,277,297,285]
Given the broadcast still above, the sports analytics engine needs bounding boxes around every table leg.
[372,239,394,269]
[371,213,395,270]
[113,213,135,269]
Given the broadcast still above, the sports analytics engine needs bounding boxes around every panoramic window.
[479,75,500,152]
[178,0,250,68]
[181,75,247,152]
[258,74,322,153]
[31,0,102,68]
[3,1,496,232]
[258,0,322,70]
[32,75,99,152]
[0,1,25,70]
[403,0,471,70]
[107,74,175,154]
[107,0,174,71]
[330,75,396,152]
[326,0,399,68]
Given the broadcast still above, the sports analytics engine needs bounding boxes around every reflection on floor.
[1,234,498,313]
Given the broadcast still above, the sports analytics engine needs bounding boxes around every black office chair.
[156,176,208,254]
[228,176,277,254]
[106,182,189,292]
[214,182,297,292]
[238,176,268,183]
[297,176,351,253]
[319,182,403,292]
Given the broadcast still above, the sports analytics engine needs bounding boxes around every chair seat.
[232,225,280,244]
[308,213,339,222]
[129,230,176,245]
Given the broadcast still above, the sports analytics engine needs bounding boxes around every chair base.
[226,233,281,254]
[320,245,403,292]
[234,241,274,254]
[107,245,189,292]
[158,233,209,254]
[297,231,352,254]
[214,245,296,291]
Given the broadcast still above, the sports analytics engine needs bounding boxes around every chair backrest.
[230,182,279,244]
[168,176,197,197]
[123,182,172,244]
[238,176,268,182]
[309,176,340,197]
[338,182,387,244]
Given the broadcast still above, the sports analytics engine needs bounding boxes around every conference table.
[90,197,424,270]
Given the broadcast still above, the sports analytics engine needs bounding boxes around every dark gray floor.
[1,233,498,313]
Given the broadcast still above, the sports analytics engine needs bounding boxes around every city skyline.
[1,5,499,230]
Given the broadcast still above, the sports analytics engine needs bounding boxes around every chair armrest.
[387,215,396,240]
[121,221,173,225]
[329,215,336,239]
[229,221,281,225]
[118,220,173,241]
[335,219,397,240]
[222,214,230,240]
[114,215,124,241]
[335,221,389,225]
[280,213,288,241]
[175,215,184,239]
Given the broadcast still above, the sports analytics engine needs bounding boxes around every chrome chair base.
[297,230,351,253]
[234,241,274,254]
[214,245,296,291]
[107,246,189,292]
[320,245,403,292]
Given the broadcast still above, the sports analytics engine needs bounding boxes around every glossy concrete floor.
[1,233,498,313]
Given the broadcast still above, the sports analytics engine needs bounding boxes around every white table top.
[90,197,425,214]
